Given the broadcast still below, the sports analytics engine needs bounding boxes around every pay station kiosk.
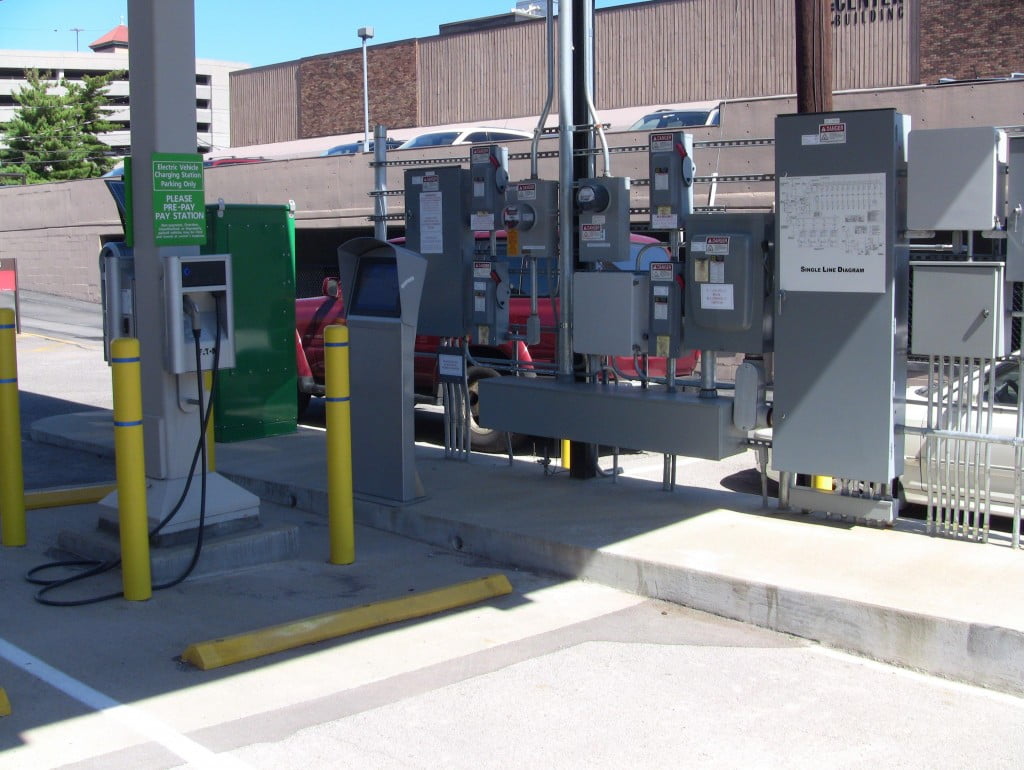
[337,238,428,503]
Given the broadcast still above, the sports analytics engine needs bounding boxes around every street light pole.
[357,27,374,153]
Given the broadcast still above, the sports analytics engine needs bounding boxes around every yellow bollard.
[0,307,25,547]
[813,475,833,492]
[324,324,355,565]
[203,370,216,472]
[110,338,151,601]
[0,686,10,716]
[561,439,571,470]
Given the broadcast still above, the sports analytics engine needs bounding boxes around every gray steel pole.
[557,0,575,379]
[373,124,388,240]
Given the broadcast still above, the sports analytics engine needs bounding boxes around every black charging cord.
[27,307,222,605]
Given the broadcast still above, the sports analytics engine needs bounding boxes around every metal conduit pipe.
[581,0,610,177]
[530,0,556,180]
[557,0,575,378]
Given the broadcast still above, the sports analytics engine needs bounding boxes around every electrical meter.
[648,132,695,231]
[503,179,559,257]
[469,145,509,231]
[576,176,631,263]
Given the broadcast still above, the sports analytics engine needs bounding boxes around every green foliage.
[0,69,123,183]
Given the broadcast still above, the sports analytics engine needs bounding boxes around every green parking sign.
[152,153,206,246]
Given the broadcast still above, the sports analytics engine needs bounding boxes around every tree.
[0,68,122,183]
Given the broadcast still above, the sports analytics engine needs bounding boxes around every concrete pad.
[29,410,1024,695]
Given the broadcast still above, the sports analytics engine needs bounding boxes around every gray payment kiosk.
[337,237,427,503]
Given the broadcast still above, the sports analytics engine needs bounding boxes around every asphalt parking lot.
[3,294,1024,768]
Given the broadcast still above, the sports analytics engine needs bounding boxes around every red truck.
[295,233,699,451]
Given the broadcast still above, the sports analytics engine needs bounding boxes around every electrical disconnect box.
[468,145,509,231]
[907,126,1007,232]
[576,176,631,262]
[647,261,684,357]
[163,253,236,374]
[470,259,510,345]
[648,132,695,231]
[685,213,774,354]
[99,241,136,363]
[772,108,909,484]
[404,166,475,336]
[573,271,649,356]
[503,179,559,258]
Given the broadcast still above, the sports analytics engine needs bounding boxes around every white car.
[901,360,1021,516]
[397,126,533,150]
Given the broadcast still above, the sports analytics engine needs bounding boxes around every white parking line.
[0,637,251,770]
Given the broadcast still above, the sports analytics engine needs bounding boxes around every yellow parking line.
[0,687,10,716]
[25,483,116,510]
[181,573,514,671]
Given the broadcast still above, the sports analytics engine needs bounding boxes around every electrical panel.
[470,259,510,345]
[503,179,559,258]
[910,262,1006,358]
[468,144,509,231]
[685,213,774,354]
[772,109,909,483]
[907,126,1007,231]
[572,271,649,356]
[404,166,476,336]
[647,261,684,357]
[648,132,695,231]
[163,253,236,374]
[576,177,631,263]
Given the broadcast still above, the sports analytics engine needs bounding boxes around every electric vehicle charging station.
[99,241,137,363]
[163,253,236,375]
[336,237,427,503]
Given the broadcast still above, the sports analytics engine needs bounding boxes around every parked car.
[295,232,700,451]
[321,138,403,156]
[901,360,1021,516]
[397,127,533,150]
[203,156,267,167]
[761,359,1021,517]
[630,106,721,130]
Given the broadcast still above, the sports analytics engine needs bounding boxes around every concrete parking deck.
[27,409,1024,698]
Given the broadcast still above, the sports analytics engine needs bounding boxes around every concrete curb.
[30,412,1024,696]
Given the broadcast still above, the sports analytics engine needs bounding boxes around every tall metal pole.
[557,0,575,381]
[358,27,374,153]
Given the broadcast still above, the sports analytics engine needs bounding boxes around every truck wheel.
[297,391,311,420]
[467,366,514,453]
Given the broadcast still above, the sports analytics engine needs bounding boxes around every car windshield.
[400,132,461,149]
[630,110,713,130]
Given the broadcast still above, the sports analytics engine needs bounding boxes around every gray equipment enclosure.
[338,237,427,503]
[771,109,909,484]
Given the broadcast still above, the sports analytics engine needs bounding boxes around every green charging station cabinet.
[203,203,297,442]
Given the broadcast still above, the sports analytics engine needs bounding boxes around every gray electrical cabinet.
[684,213,774,354]
[648,132,695,231]
[647,261,684,357]
[468,145,508,231]
[404,166,475,336]
[772,109,909,483]
[1009,136,1024,282]
[911,262,1006,359]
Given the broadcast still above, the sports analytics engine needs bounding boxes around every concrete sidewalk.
[31,410,1024,696]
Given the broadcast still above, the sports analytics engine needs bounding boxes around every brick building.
[229,0,1024,147]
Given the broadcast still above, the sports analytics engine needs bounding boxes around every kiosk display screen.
[349,256,401,317]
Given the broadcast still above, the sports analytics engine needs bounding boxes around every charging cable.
[27,298,223,605]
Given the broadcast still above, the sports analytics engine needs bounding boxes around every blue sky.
[0,0,640,67]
